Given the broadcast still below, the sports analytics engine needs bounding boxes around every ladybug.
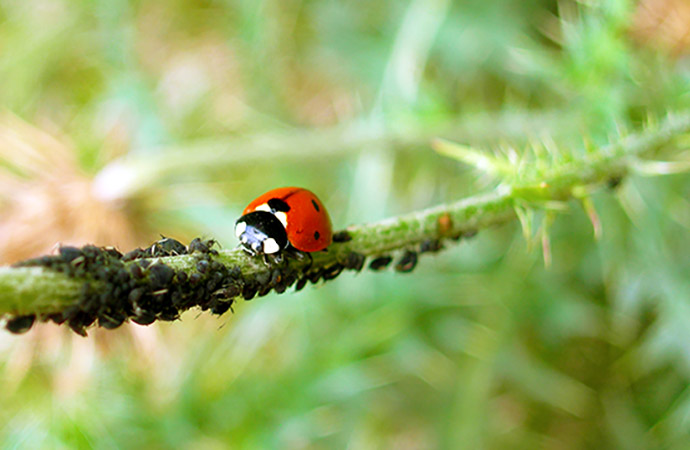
[235,187,332,256]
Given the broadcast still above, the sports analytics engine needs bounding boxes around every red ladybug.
[235,187,332,255]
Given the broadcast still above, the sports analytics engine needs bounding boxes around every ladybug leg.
[272,252,284,265]
[281,245,312,270]
[260,252,284,266]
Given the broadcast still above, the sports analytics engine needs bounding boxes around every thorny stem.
[1,113,690,318]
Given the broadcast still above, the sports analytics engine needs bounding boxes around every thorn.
[581,197,602,240]
[514,204,533,244]
[541,212,555,268]
[582,135,595,154]
[630,158,690,176]
[431,138,513,175]
[542,133,559,158]
[541,229,552,269]
[614,120,628,138]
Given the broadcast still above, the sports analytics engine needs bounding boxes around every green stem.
[1,113,689,318]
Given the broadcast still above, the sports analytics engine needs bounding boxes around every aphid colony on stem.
[3,187,474,335]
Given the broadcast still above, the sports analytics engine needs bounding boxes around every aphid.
[99,312,126,330]
[149,263,175,289]
[187,238,218,254]
[342,252,365,271]
[332,230,353,243]
[149,237,187,256]
[189,272,202,285]
[211,300,233,315]
[132,310,156,325]
[420,239,443,253]
[369,256,392,271]
[395,251,418,273]
[68,312,95,336]
[122,248,147,262]
[196,259,210,274]
[58,246,83,263]
[322,264,344,280]
[294,277,308,291]
[235,187,333,257]
[5,314,36,334]
[242,283,258,300]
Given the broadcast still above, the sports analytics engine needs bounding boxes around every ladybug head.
[235,211,289,255]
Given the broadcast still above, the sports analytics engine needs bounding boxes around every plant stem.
[1,113,689,319]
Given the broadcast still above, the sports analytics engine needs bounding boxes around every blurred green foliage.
[1,0,690,448]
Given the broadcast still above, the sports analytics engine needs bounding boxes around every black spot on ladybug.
[311,199,320,212]
[395,251,418,273]
[332,230,352,243]
[369,256,392,271]
[314,231,320,241]
[5,315,35,334]
[268,198,291,212]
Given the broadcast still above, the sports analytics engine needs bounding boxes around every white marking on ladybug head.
[235,221,247,237]
[274,211,288,228]
[255,203,271,213]
[262,238,280,254]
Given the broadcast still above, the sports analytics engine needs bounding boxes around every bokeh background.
[1,0,690,447]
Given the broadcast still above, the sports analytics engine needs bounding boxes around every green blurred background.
[1,0,690,448]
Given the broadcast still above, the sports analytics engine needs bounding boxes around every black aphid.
[369,256,392,271]
[342,252,365,271]
[420,239,443,253]
[5,315,36,334]
[332,230,353,243]
[149,237,187,256]
[395,251,418,273]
